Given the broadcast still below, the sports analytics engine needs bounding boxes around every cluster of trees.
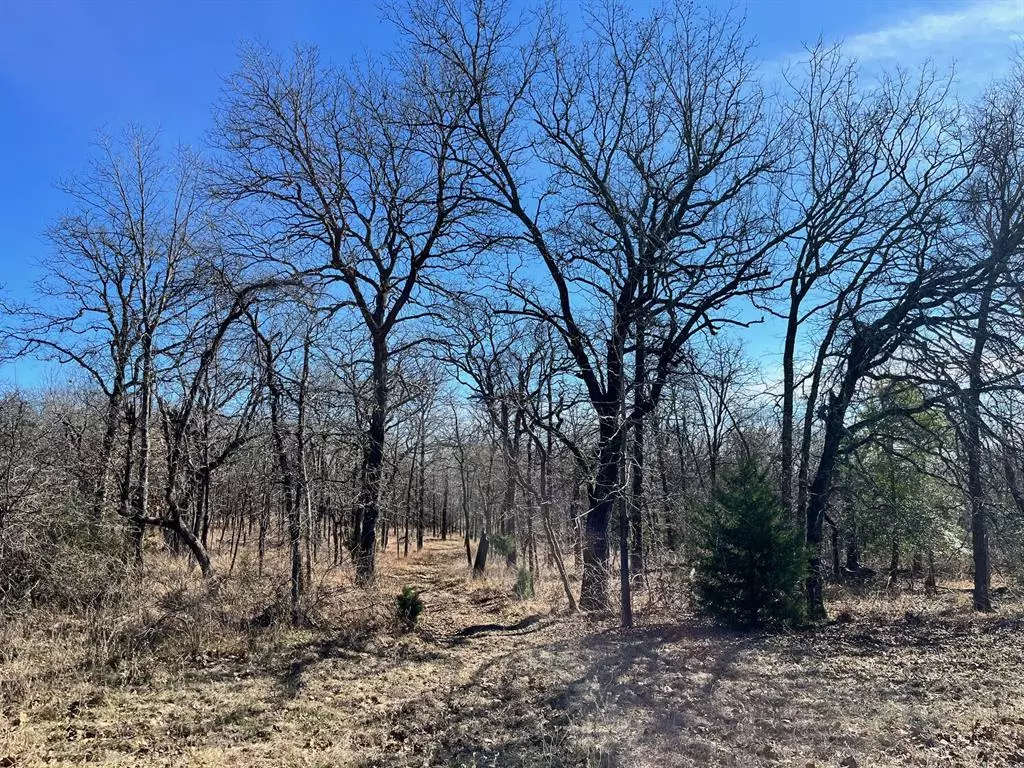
[1,1,1023,627]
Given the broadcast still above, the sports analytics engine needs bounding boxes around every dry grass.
[2,538,1024,767]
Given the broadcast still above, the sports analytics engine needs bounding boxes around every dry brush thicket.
[2,1,1024,765]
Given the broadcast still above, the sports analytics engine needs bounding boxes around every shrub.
[514,566,534,599]
[1,525,128,615]
[693,456,806,630]
[489,533,517,559]
[395,585,424,632]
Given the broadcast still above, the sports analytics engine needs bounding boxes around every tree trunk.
[459,446,473,567]
[780,299,801,518]
[416,414,426,551]
[630,325,646,578]
[965,277,994,612]
[440,476,449,541]
[924,550,937,594]
[171,516,213,577]
[618,469,632,628]
[296,336,313,591]
[887,535,900,590]
[93,380,124,525]
[830,523,841,581]
[355,336,388,584]
[265,345,302,625]
[805,330,868,620]
[805,393,849,621]
[543,506,576,612]
[472,531,489,575]
[581,417,620,611]
[131,346,153,567]
[653,413,676,553]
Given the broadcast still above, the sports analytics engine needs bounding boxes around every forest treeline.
[1,0,1022,628]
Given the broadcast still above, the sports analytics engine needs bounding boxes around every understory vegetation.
[3,541,1024,767]
[693,459,807,630]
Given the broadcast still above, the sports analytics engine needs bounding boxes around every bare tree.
[769,50,971,618]
[1,130,203,538]
[404,0,784,613]
[213,46,475,583]
[914,60,1024,611]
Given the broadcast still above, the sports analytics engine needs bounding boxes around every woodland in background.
[2,0,1024,632]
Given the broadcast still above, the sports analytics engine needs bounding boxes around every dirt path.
[5,539,1024,767]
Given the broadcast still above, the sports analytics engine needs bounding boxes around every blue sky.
[0,0,1021,387]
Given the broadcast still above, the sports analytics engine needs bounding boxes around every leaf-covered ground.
[3,540,1024,767]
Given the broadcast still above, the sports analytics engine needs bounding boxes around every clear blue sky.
[0,0,1019,386]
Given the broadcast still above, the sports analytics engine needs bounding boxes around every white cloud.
[844,0,1021,71]
[765,0,1022,95]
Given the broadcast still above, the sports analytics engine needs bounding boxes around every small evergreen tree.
[693,457,806,630]
[514,566,534,599]
[395,586,424,632]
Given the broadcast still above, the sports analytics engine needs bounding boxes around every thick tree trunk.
[846,538,861,572]
[355,337,388,584]
[911,551,924,578]
[966,427,991,610]
[805,330,869,620]
[472,531,489,575]
[805,391,851,621]
[581,418,620,611]
[924,550,937,594]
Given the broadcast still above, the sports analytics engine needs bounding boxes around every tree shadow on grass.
[373,619,767,767]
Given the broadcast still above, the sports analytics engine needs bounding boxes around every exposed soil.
[3,539,1024,767]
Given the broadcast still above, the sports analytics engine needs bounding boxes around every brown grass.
[2,538,1023,767]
